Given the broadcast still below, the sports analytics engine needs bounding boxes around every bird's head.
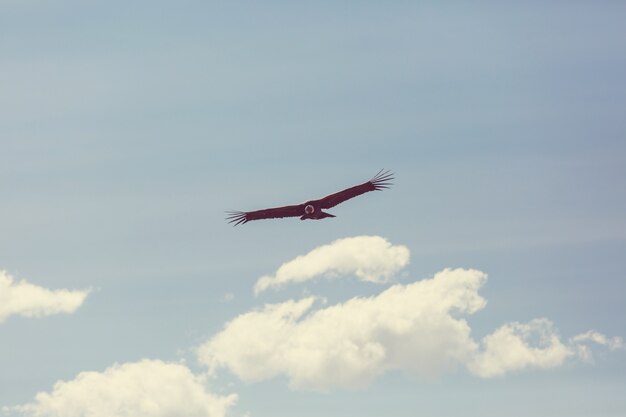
[305,204,315,214]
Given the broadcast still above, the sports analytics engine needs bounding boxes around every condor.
[226,169,393,226]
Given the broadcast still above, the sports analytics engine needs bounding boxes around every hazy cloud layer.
[8,359,237,417]
[0,271,89,322]
[200,268,621,390]
[254,236,410,294]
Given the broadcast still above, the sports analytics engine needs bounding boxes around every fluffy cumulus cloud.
[254,235,410,294]
[468,322,624,378]
[0,271,89,322]
[8,359,237,417]
[468,319,574,377]
[201,268,483,389]
[199,268,622,390]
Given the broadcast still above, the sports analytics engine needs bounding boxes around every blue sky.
[1,2,625,417]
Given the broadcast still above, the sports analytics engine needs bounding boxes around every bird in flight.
[226,169,393,226]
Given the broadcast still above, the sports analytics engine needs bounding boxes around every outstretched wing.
[318,169,394,209]
[226,204,304,226]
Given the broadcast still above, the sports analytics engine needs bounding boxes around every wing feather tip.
[370,169,394,191]
[225,210,249,226]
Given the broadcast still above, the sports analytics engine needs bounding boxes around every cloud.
[220,293,235,303]
[467,319,575,377]
[254,236,410,294]
[0,271,89,322]
[569,330,625,361]
[7,359,237,417]
[199,268,622,390]
[571,330,624,350]
[200,268,484,390]
[468,323,626,377]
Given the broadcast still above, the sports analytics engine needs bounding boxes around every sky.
[1,1,626,416]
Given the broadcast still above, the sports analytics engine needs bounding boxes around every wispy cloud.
[7,359,237,417]
[200,266,622,390]
[221,293,235,303]
[254,236,410,295]
[0,271,89,323]
[569,330,625,361]
[571,330,624,350]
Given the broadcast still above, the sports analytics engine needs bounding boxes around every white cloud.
[0,271,89,322]
[467,319,574,378]
[468,324,626,377]
[569,331,625,361]
[199,267,623,390]
[200,268,487,390]
[8,359,237,417]
[571,330,625,350]
[254,236,410,294]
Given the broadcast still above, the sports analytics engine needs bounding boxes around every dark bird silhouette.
[226,169,393,226]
